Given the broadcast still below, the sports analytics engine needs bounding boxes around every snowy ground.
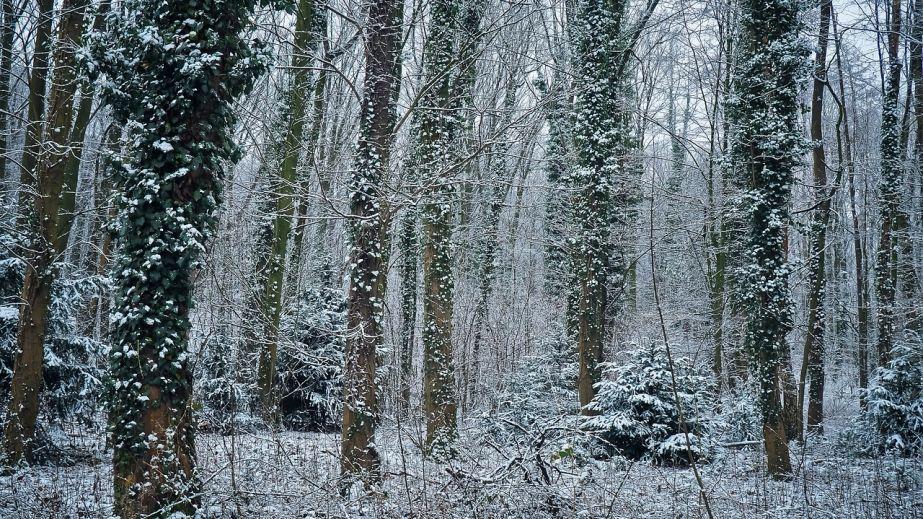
[1,418,920,518]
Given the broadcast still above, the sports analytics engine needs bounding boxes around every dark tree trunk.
[3,0,89,466]
[340,0,400,481]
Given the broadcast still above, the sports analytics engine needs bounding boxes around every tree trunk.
[340,0,400,481]
[97,0,268,511]
[875,0,904,365]
[399,204,417,414]
[287,0,329,293]
[255,0,318,421]
[569,0,630,412]
[733,0,803,479]
[468,70,517,411]
[0,0,18,192]
[831,18,869,392]
[799,0,832,436]
[3,0,89,466]
[16,0,54,215]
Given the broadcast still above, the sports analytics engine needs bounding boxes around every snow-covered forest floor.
[3,407,920,518]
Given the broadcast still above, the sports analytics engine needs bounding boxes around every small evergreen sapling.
[859,333,923,455]
[492,323,578,436]
[584,340,714,463]
[277,286,345,432]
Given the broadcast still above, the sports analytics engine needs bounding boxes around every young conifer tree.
[91,0,278,512]
[729,0,806,478]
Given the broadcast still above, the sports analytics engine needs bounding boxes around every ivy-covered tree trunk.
[93,0,270,512]
[541,71,571,302]
[875,0,904,365]
[731,0,805,479]
[2,0,88,466]
[418,0,467,456]
[798,0,832,436]
[255,0,318,421]
[340,0,400,481]
[568,0,625,412]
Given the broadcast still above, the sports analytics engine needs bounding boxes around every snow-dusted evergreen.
[584,340,713,463]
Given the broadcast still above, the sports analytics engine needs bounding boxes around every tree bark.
[3,0,89,466]
[255,0,318,421]
[0,0,17,192]
[733,0,803,478]
[799,0,832,436]
[340,0,400,481]
[875,0,904,365]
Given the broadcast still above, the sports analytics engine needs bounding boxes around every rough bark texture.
[569,0,626,413]
[731,0,804,479]
[341,0,400,480]
[3,0,88,465]
[875,0,904,365]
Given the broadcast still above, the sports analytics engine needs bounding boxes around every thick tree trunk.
[340,0,399,481]
[568,0,628,413]
[733,0,802,479]
[3,0,89,466]
[98,0,266,511]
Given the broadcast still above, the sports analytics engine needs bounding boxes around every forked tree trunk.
[3,0,89,466]
[799,0,833,436]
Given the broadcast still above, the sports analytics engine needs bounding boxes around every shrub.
[583,339,714,464]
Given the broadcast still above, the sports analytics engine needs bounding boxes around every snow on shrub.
[0,233,105,424]
[858,332,923,455]
[583,339,714,464]
[276,286,345,432]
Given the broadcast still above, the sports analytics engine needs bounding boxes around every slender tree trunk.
[0,0,17,191]
[875,0,904,365]
[468,70,517,410]
[799,0,832,436]
[255,0,318,421]
[399,202,417,414]
[419,0,484,456]
[287,0,328,292]
[16,0,54,215]
[340,0,400,481]
[831,17,869,392]
[3,0,89,466]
